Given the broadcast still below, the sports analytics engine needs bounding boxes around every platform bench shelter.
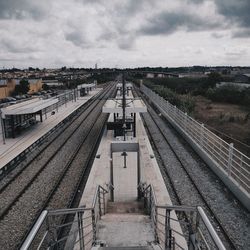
[1,98,58,138]
[77,83,96,97]
[102,97,147,137]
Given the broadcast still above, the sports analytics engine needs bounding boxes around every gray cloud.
[0,37,38,53]
[211,32,226,39]
[65,31,90,48]
[232,29,250,38]
[138,11,220,36]
[0,0,250,68]
[0,0,48,20]
[215,0,250,28]
[186,0,205,3]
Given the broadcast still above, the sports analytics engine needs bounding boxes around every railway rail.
[135,88,250,250]
[0,83,116,249]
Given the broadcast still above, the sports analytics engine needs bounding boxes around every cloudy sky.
[0,0,249,68]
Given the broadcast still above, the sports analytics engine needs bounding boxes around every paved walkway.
[0,89,101,170]
[97,213,155,247]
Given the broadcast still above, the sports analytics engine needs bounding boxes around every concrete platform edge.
[0,91,101,179]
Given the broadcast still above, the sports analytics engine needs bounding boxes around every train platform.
[20,83,226,250]
[71,110,187,249]
[0,88,101,171]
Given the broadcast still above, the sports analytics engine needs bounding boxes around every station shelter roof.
[77,83,96,89]
[102,97,147,114]
[1,98,59,118]
[116,83,133,88]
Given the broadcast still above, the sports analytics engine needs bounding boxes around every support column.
[133,113,136,137]
[11,115,15,138]
[110,158,114,202]
[137,149,141,199]
[40,110,43,122]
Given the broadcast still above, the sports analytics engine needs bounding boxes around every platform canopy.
[1,98,59,118]
[77,83,96,89]
[116,83,133,88]
[102,97,147,114]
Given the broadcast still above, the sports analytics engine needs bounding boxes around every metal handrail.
[141,84,250,194]
[21,184,109,250]
[20,211,48,250]
[197,207,226,250]
[138,182,226,250]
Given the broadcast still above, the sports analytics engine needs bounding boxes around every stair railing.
[138,182,226,250]
[21,185,109,250]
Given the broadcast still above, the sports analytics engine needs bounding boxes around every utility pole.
[122,73,126,141]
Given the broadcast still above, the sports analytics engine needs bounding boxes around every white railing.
[138,182,226,250]
[141,84,250,195]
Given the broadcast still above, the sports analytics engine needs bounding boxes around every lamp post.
[121,151,127,168]
[122,73,126,141]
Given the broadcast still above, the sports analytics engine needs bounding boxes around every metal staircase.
[21,183,226,250]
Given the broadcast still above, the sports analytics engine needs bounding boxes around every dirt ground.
[193,96,250,157]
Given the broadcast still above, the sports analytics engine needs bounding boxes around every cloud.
[0,36,39,53]
[0,0,49,20]
[138,11,220,36]
[65,31,90,48]
[211,32,226,39]
[0,0,250,68]
[232,29,250,38]
[215,0,250,28]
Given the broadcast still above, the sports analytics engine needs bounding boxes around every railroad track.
[0,82,110,189]
[133,87,247,250]
[0,83,116,249]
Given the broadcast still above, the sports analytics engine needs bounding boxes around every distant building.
[146,73,155,78]
[42,80,63,87]
[28,79,43,94]
[178,72,207,78]
[216,82,250,90]
[0,79,16,99]
[0,79,43,99]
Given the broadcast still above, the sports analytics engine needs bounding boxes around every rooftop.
[1,98,58,117]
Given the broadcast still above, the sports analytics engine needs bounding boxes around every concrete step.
[96,213,155,247]
[107,201,145,214]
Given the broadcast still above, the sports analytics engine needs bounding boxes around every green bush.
[206,85,250,106]
[151,85,195,114]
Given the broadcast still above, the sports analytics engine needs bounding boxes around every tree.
[207,72,222,88]
[42,83,50,90]
[13,79,30,95]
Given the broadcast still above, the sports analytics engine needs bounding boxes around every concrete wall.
[155,102,250,212]
[28,79,43,94]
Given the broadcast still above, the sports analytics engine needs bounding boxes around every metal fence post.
[200,124,204,147]
[98,186,102,218]
[165,209,171,250]
[154,207,159,244]
[173,105,177,120]
[228,143,234,176]
[78,211,85,250]
[103,189,105,215]
[92,209,97,244]
[149,186,152,217]
[184,112,188,131]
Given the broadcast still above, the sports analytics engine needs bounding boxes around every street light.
[121,151,127,168]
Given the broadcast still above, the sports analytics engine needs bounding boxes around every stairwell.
[93,201,160,250]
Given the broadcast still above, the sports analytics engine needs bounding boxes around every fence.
[21,185,108,250]
[141,84,250,210]
[138,182,226,250]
